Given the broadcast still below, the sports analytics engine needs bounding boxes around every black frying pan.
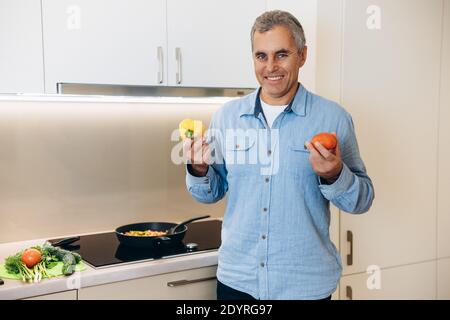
[115,215,210,248]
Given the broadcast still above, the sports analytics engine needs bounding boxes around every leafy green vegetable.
[5,252,36,282]
[3,242,82,282]
[72,252,82,264]
[62,263,76,276]
[62,253,75,266]
[5,254,21,274]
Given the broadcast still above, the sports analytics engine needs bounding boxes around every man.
[183,10,374,300]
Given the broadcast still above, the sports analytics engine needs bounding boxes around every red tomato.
[21,248,42,268]
[311,132,337,150]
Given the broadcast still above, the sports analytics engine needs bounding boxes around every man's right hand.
[182,137,210,177]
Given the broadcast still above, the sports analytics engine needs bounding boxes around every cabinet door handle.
[347,230,353,266]
[157,46,164,84]
[346,285,353,300]
[167,276,216,287]
[175,47,182,84]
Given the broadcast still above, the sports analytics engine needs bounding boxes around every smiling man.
[252,21,306,106]
[183,10,374,300]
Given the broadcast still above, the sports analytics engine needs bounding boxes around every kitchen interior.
[0,0,449,300]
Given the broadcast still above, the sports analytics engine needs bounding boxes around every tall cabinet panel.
[438,0,450,259]
[340,0,442,274]
[42,0,167,93]
[316,0,343,102]
[316,0,344,262]
[438,258,450,299]
[0,0,44,94]
[437,0,450,300]
[166,0,264,88]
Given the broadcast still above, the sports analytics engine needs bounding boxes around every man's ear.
[299,46,308,68]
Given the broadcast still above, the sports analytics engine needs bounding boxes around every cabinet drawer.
[78,266,217,300]
[23,290,77,300]
[340,261,436,300]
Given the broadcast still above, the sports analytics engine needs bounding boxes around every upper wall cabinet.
[42,0,265,93]
[166,0,264,88]
[0,0,44,94]
[42,0,167,93]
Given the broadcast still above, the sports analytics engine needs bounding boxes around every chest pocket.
[284,143,315,180]
[225,137,258,177]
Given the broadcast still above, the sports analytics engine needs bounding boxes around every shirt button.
[267,150,272,156]
[263,208,267,212]
[260,262,265,268]
[265,177,270,183]
[261,235,266,240]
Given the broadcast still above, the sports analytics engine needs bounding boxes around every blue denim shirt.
[186,84,374,299]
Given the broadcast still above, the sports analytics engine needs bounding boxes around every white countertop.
[0,234,218,300]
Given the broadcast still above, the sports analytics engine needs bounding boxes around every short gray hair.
[251,10,306,52]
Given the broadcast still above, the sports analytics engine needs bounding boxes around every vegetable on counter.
[3,242,82,283]
[179,118,205,140]
[21,248,41,268]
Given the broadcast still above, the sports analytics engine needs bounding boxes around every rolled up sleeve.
[318,114,375,214]
[186,164,228,204]
[319,163,374,214]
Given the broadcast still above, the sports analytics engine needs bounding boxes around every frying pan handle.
[181,215,211,225]
[171,215,211,233]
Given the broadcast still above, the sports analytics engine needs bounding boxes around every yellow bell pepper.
[179,118,205,140]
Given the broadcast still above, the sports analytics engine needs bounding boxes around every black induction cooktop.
[48,219,222,269]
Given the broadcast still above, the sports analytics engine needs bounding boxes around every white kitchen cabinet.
[23,290,77,300]
[438,0,450,259]
[340,261,436,300]
[0,0,44,94]
[78,266,217,300]
[42,0,167,93]
[166,0,263,88]
[438,257,450,299]
[339,0,442,274]
[42,0,264,93]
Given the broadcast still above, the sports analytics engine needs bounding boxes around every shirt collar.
[239,83,307,118]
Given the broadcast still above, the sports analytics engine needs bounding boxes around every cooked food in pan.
[123,230,168,237]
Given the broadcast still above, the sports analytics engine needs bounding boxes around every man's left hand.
[305,133,343,183]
